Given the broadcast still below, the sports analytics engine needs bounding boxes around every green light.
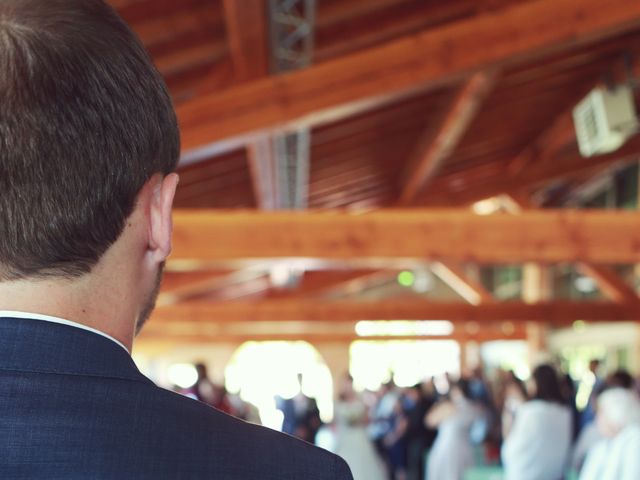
[573,320,587,331]
[397,271,415,287]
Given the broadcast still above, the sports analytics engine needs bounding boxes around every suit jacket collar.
[0,316,152,385]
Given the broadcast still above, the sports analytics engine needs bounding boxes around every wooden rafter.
[160,271,230,293]
[417,137,640,206]
[177,0,640,156]
[506,107,580,177]
[267,270,397,299]
[150,300,640,324]
[431,262,494,305]
[576,264,640,304]
[398,71,498,204]
[157,269,268,306]
[198,275,272,302]
[170,209,640,264]
[222,0,269,82]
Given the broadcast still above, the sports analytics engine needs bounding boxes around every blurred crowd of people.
[326,362,640,480]
[174,360,640,480]
[175,363,261,424]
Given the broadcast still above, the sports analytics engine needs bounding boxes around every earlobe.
[149,173,179,262]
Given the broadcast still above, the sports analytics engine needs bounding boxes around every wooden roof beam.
[136,331,528,345]
[157,269,268,306]
[507,195,640,304]
[431,262,494,305]
[310,271,398,299]
[170,209,640,264]
[269,270,379,299]
[150,300,640,324]
[398,71,498,204]
[177,0,640,158]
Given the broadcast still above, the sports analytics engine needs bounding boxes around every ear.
[148,173,179,262]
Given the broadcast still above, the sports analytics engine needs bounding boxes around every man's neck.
[0,276,136,351]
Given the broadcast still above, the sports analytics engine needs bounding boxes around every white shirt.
[502,400,572,480]
[579,423,640,480]
[0,310,128,353]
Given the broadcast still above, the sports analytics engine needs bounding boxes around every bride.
[333,375,387,480]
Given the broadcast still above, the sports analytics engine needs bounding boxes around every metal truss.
[268,0,316,73]
[268,0,315,210]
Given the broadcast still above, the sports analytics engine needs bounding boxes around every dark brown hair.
[532,364,564,404]
[0,0,179,280]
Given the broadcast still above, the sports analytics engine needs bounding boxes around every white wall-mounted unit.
[573,86,639,157]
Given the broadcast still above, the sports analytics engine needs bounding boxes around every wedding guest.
[501,364,572,480]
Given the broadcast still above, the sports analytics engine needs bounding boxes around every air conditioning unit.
[573,85,639,158]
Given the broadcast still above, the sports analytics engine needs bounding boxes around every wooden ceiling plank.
[115,0,212,25]
[154,41,227,78]
[431,261,494,305]
[315,0,476,62]
[398,71,498,204]
[170,209,640,264]
[317,0,416,28]
[177,0,640,157]
[151,299,640,324]
[506,84,598,176]
[133,5,223,48]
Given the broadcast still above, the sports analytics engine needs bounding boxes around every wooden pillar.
[461,340,482,373]
[635,160,640,292]
[522,263,552,365]
[314,342,352,398]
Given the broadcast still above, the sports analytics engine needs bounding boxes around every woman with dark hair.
[425,378,481,480]
[502,364,573,480]
[501,372,528,445]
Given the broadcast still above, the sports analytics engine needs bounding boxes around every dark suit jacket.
[0,316,353,479]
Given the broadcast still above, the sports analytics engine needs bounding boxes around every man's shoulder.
[139,384,353,479]
[0,366,351,479]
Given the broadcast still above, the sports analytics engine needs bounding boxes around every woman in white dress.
[333,375,387,480]
[501,364,572,480]
[425,378,480,480]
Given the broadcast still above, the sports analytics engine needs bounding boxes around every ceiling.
[105,0,640,344]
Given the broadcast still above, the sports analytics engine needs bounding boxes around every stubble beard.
[134,261,165,336]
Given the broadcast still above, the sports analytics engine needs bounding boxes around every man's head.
[596,388,640,438]
[0,0,180,335]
